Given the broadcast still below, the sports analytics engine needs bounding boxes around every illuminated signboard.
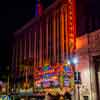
[35,65,74,89]
[35,65,60,89]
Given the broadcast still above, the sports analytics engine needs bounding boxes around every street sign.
[74,71,81,84]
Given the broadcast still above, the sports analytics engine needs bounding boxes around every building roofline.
[14,0,62,37]
[77,29,100,39]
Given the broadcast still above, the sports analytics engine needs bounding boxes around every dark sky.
[0,0,54,68]
[0,0,100,68]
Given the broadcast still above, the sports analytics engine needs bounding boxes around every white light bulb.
[68,60,71,65]
[73,57,78,64]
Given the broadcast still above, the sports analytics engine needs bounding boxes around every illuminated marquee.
[34,64,74,89]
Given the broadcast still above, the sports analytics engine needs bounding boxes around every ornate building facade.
[11,0,100,100]
[76,29,100,100]
[11,0,81,99]
[12,0,76,90]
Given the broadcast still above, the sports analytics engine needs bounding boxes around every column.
[39,23,42,66]
[60,8,64,64]
[53,13,56,64]
[56,10,59,64]
[64,5,68,60]
[12,46,16,89]
[36,28,39,67]
[16,40,18,77]
[16,40,18,66]
[24,33,27,60]
[21,37,24,64]
[34,32,36,66]
[31,30,34,63]
[19,39,22,64]
[63,4,68,63]
[12,46,15,66]
[12,46,15,73]
[29,32,32,58]
[26,33,29,60]
[49,16,51,65]
[46,17,49,64]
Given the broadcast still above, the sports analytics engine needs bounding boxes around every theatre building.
[11,0,100,99]
[12,0,76,96]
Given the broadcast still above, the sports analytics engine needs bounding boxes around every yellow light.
[44,63,49,66]
[52,76,58,80]
[64,63,68,66]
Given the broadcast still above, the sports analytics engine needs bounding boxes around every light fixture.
[67,60,71,65]
[72,57,78,65]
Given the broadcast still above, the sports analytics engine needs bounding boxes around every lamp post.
[74,71,81,100]
[77,84,80,100]
[68,56,79,100]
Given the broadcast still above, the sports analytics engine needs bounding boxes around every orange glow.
[64,63,68,66]
[67,0,76,56]
[60,8,64,63]
[44,60,49,66]
[52,76,58,80]
[56,11,59,63]
[46,18,48,61]
[76,37,88,49]
[76,39,82,49]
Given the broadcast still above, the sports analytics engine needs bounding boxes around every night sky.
[0,0,54,68]
[0,0,100,68]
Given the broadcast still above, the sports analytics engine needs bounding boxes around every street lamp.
[72,57,78,65]
[68,60,71,65]
[68,56,79,65]
[67,56,79,100]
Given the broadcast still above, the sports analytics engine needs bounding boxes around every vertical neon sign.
[67,0,76,58]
